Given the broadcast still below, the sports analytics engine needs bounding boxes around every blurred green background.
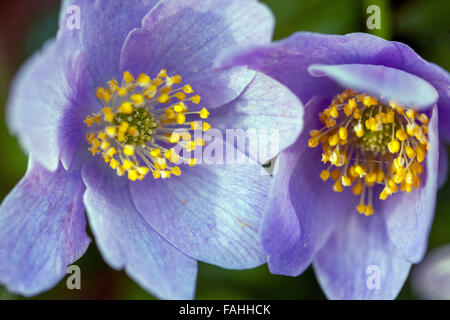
[0,0,449,300]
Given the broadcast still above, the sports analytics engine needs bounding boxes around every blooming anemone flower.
[219,32,450,299]
[0,0,304,298]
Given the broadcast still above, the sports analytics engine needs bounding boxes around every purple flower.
[219,32,450,299]
[0,0,304,298]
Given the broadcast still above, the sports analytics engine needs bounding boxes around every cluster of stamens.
[308,89,430,216]
[84,70,211,181]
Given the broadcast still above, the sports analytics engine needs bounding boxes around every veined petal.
[262,96,352,276]
[308,64,438,109]
[210,72,303,164]
[381,106,439,263]
[0,160,90,296]
[59,0,162,86]
[6,34,89,171]
[130,142,269,269]
[217,32,405,104]
[120,0,274,109]
[314,212,411,300]
[82,158,197,299]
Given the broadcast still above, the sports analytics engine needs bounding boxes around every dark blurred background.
[0,0,449,300]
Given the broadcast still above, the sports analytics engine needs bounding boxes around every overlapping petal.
[210,72,303,163]
[82,158,197,299]
[308,64,438,109]
[6,33,89,171]
[381,107,439,263]
[130,143,269,270]
[0,160,90,296]
[120,0,274,109]
[262,96,353,276]
[314,212,411,300]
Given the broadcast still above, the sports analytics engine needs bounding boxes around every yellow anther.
[131,94,145,106]
[353,107,361,119]
[352,182,363,195]
[160,170,171,179]
[186,141,196,152]
[165,108,175,119]
[333,180,343,192]
[188,158,197,166]
[183,84,194,94]
[330,169,340,180]
[150,149,161,157]
[357,203,366,214]
[128,170,139,181]
[152,77,163,87]
[395,129,408,141]
[136,73,151,87]
[118,102,134,114]
[153,171,161,179]
[405,145,416,158]
[376,170,385,184]
[364,205,374,216]
[158,93,170,103]
[110,159,119,169]
[198,109,209,120]
[355,165,367,177]
[176,113,186,124]
[122,159,133,170]
[171,75,182,84]
[328,133,339,147]
[123,71,134,83]
[169,132,180,143]
[118,122,130,133]
[108,79,119,92]
[307,137,319,149]
[386,110,395,123]
[191,95,201,104]
[339,127,348,140]
[106,126,117,137]
[171,166,182,176]
[405,109,416,119]
[173,103,185,113]
[100,141,110,150]
[128,126,139,137]
[174,91,186,100]
[158,69,168,78]
[181,132,192,140]
[417,113,429,124]
[363,96,377,106]
[117,87,128,97]
[96,87,112,102]
[202,122,211,132]
[320,170,330,181]
[107,147,117,157]
[341,175,352,186]
[143,85,157,99]
[354,123,364,137]
[194,138,205,146]
[406,123,419,136]
[138,167,149,176]
[388,139,400,154]
[123,145,135,156]
[329,106,339,118]
[117,132,125,142]
[416,146,426,163]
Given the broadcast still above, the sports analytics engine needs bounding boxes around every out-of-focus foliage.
[0,0,449,300]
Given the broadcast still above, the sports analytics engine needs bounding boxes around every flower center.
[308,90,430,216]
[84,70,211,181]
